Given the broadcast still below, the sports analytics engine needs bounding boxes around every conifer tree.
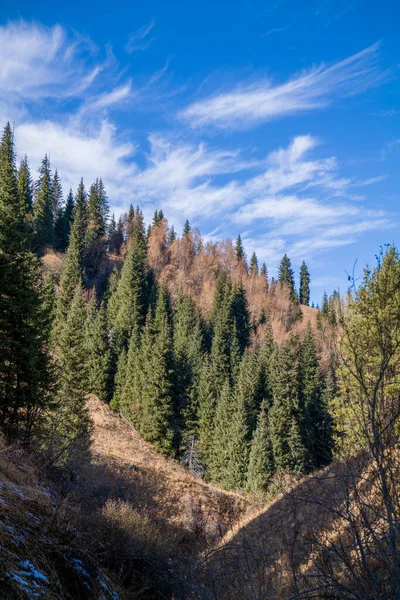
[108,213,117,252]
[126,204,135,240]
[17,155,33,216]
[231,280,250,354]
[87,178,108,236]
[173,290,204,442]
[250,252,259,276]
[59,283,88,390]
[54,188,74,251]
[321,291,329,317]
[225,384,252,490]
[52,283,91,461]
[33,155,54,253]
[85,297,111,402]
[269,342,306,472]
[107,226,148,352]
[208,379,233,484]
[235,234,245,261]
[41,273,56,326]
[298,324,332,468]
[110,347,127,411]
[278,253,298,302]
[168,225,177,245]
[85,179,108,277]
[53,190,87,341]
[183,219,191,237]
[299,261,310,306]
[246,403,274,493]
[260,262,268,279]
[137,308,175,454]
[118,324,141,420]
[0,124,53,440]
[52,169,63,220]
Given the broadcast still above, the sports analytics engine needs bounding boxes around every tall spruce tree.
[173,290,204,443]
[54,188,74,251]
[52,283,91,463]
[85,296,111,402]
[85,178,109,278]
[235,234,245,261]
[107,226,148,352]
[278,254,298,303]
[246,403,275,493]
[208,379,233,484]
[0,123,53,441]
[183,219,191,237]
[33,155,54,253]
[231,280,250,354]
[299,261,310,306]
[269,342,306,472]
[298,325,332,468]
[53,188,87,342]
[250,252,259,276]
[17,155,33,216]
[137,308,175,454]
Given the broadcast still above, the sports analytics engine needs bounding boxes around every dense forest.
[2,120,400,599]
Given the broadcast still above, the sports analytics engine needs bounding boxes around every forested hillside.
[2,121,400,599]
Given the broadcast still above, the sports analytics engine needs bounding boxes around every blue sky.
[0,0,399,302]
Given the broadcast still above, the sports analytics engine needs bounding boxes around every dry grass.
[86,395,249,547]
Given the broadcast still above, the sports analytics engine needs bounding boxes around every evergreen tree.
[107,226,148,352]
[208,379,233,484]
[58,284,88,391]
[299,261,310,306]
[0,124,53,440]
[54,188,74,251]
[52,169,63,221]
[118,324,141,420]
[246,403,274,493]
[137,309,175,454]
[298,324,332,468]
[85,179,108,277]
[33,155,54,253]
[173,291,204,443]
[53,283,91,462]
[231,280,250,354]
[235,234,245,261]
[250,252,259,276]
[53,191,86,341]
[108,213,117,252]
[260,262,267,279]
[126,204,135,240]
[41,273,56,326]
[168,225,177,245]
[183,219,191,237]
[17,155,33,216]
[321,291,329,317]
[278,254,298,302]
[110,347,127,411]
[269,343,306,472]
[85,297,111,402]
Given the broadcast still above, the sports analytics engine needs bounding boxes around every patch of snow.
[19,561,49,584]
[99,574,120,600]
[70,558,90,579]
[10,484,24,498]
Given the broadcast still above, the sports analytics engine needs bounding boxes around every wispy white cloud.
[125,19,155,53]
[261,25,290,37]
[0,20,99,100]
[1,19,392,278]
[180,43,387,129]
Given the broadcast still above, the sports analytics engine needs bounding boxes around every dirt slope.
[86,395,249,546]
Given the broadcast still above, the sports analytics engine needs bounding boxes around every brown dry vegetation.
[146,221,336,359]
[1,395,392,600]
[0,396,250,599]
